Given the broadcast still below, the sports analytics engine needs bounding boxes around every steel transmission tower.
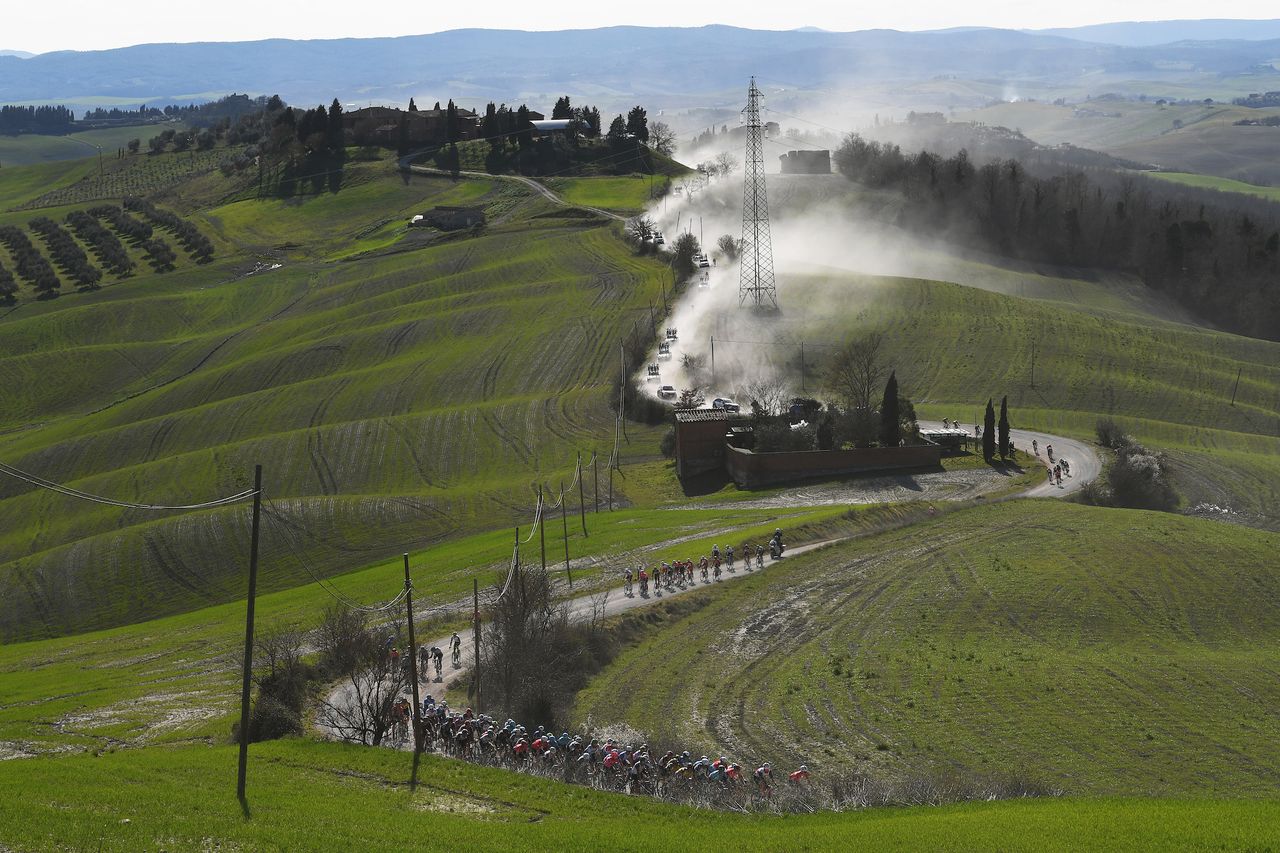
[739,77,778,310]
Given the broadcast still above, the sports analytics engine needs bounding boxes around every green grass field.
[746,270,1280,524]
[1146,170,1280,201]
[3,740,1277,852]
[0,158,680,641]
[574,501,1280,797]
[544,176,664,213]
[0,504,848,755]
[0,125,177,168]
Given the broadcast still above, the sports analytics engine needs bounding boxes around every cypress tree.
[983,398,997,462]
[879,371,900,447]
[998,395,1011,459]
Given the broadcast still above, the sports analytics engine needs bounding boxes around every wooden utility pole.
[236,464,263,802]
[560,481,572,586]
[577,451,587,536]
[1030,341,1037,388]
[608,464,613,511]
[1230,367,1242,406]
[619,342,628,440]
[710,336,716,387]
[593,451,599,514]
[472,578,481,713]
[538,487,547,574]
[800,341,806,392]
[403,553,423,753]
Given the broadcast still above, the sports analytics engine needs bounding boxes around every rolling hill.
[0,152,672,641]
[573,501,1280,796]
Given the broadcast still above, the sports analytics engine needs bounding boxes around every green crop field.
[544,176,665,213]
[1146,170,1280,202]
[574,500,1280,797]
[0,125,177,168]
[0,504,848,755]
[3,740,1277,852]
[743,270,1280,524]
[0,154,684,641]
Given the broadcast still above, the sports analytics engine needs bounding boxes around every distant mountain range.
[2,23,1279,116]
[0,50,33,59]
[1028,18,1280,45]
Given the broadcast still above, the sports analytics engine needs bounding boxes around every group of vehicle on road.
[1030,439,1071,487]
[391,698,810,800]
[622,530,785,597]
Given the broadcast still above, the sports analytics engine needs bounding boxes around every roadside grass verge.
[0,739,1277,851]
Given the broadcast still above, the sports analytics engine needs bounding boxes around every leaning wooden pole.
[236,464,263,802]
[561,481,572,587]
[472,578,482,713]
[538,486,547,574]
[577,451,587,536]
[403,553,423,753]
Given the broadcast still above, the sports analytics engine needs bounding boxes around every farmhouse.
[674,409,943,488]
[343,106,480,147]
[779,150,831,174]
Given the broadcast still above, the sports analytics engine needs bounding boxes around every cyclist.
[699,555,709,582]
[788,765,811,784]
[753,763,774,796]
[450,633,462,668]
[726,545,735,572]
[1032,438,1038,456]
[623,567,633,597]
[756,544,764,568]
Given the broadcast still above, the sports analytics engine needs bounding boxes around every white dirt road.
[321,425,1101,722]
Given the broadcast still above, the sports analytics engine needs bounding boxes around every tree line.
[834,134,1280,341]
[0,104,75,135]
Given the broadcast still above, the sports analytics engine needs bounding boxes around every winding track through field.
[325,423,1100,716]
[403,162,627,222]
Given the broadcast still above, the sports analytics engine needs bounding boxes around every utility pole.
[619,342,628,440]
[608,464,613,511]
[472,578,481,713]
[577,451,587,535]
[560,481,572,586]
[1230,367,1242,406]
[538,487,547,574]
[236,464,263,802]
[800,341,806,392]
[710,336,716,387]
[593,452,599,513]
[403,553,422,753]
[1030,340,1037,389]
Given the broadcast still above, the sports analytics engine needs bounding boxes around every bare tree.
[314,605,408,746]
[477,565,584,724]
[744,378,788,416]
[317,649,409,746]
[680,352,708,387]
[624,214,655,245]
[676,387,705,410]
[649,121,677,156]
[714,151,739,176]
[826,332,884,413]
[716,234,742,262]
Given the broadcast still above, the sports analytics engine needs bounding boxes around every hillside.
[6,27,1280,115]
[0,152,672,641]
[661,174,1280,526]
[573,501,1280,796]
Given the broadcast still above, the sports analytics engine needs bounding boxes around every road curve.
[321,425,1102,718]
[404,163,627,221]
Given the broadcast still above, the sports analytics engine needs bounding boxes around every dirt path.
[323,420,1099,723]
[404,164,626,221]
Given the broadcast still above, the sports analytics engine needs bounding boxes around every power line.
[0,460,258,511]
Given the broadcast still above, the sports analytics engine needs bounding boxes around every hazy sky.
[7,2,1279,54]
